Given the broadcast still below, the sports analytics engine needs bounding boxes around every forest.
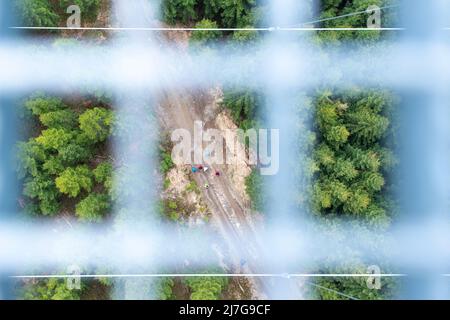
[17,94,113,220]
[214,0,400,299]
[14,0,100,27]
[12,0,400,300]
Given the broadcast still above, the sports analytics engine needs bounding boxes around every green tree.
[324,125,350,146]
[327,179,350,207]
[316,99,339,128]
[162,0,258,28]
[159,149,174,175]
[316,0,392,45]
[23,173,60,215]
[162,0,198,24]
[203,0,222,20]
[222,88,261,129]
[76,193,110,222]
[79,107,114,143]
[55,165,93,198]
[39,109,78,129]
[59,0,100,21]
[218,0,255,28]
[332,157,358,181]
[22,278,81,300]
[14,0,60,28]
[36,129,74,151]
[24,95,66,116]
[314,143,336,169]
[360,172,385,192]
[16,139,47,179]
[345,146,381,172]
[313,265,397,300]
[245,169,264,211]
[307,2,399,300]
[346,107,389,146]
[190,19,222,46]
[185,276,228,300]
[43,156,65,175]
[232,27,258,43]
[343,189,371,215]
[154,278,175,300]
[311,91,395,221]
[312,183,332,211]
[58,142,92,165]
[93,162,113,191]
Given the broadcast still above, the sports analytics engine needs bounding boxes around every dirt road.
[158,86,307,299]
[158,88,260,296]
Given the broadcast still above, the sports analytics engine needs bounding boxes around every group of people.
[191,165,221,190]
[191,165,220,176]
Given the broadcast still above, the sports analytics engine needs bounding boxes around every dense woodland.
[14,0,100,27]
[213,0,400,299]
[14,0,400,300]
[17,94,114,221]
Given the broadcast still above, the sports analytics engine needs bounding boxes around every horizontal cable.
[285,4,400,28]
[10,5,403,32]
[9,26,406,31]
[10,273,408,279]
[305,281,359,300]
